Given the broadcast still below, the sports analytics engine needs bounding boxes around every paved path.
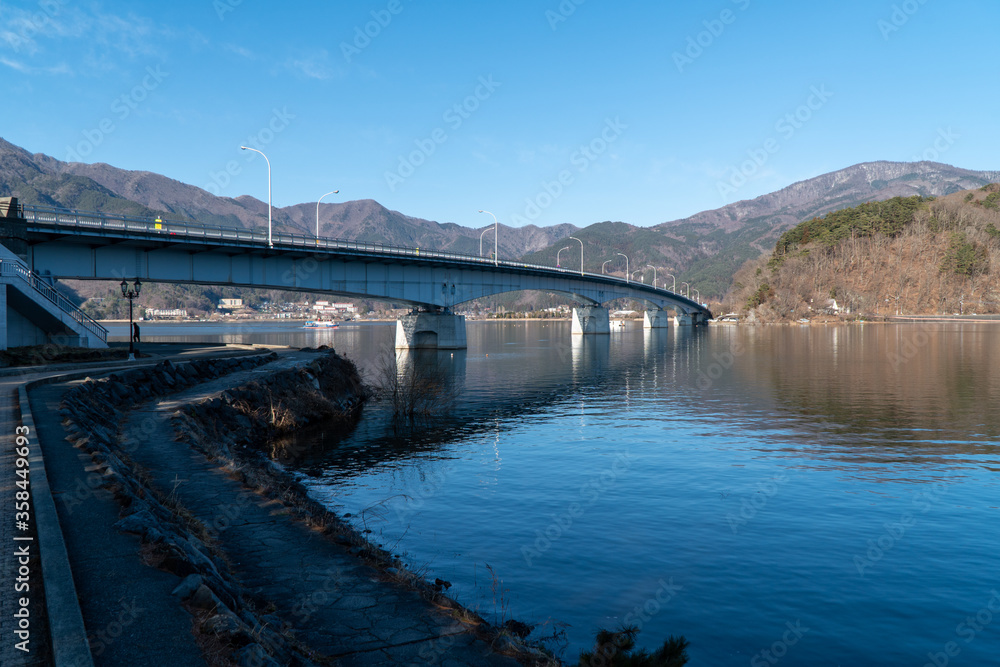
[9,347,524,666]
[123,357,521,666]
[0,345,269,666]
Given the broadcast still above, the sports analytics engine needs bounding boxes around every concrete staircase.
[0,198,107,349]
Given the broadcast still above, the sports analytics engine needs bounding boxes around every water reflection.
[123,319,1000,664]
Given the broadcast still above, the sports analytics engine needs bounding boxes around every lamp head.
[133,278,142,296]
[120,279,128,297]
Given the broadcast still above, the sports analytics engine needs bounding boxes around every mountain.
[0,137,576,259]
[652,161,1000,295]
[3,137,999,304]
[722,186,1000,320]
[521,161,1000,298]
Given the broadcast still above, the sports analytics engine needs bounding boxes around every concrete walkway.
[0,345,271,666]
[12,347,524,666]
[122,358,521,666]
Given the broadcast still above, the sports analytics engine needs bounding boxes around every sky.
[2,0,998,229]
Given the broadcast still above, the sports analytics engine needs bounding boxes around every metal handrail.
[0,258,108,342]
[19,204,708,312]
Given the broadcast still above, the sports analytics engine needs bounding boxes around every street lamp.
[479,227,495,258]
[569,236,584,276]
[693,288,700,303]
[557,246,570,268]
[316,189,339,240]
[478,210,498,266]
[120,277,141,361]
[240,146,272,248]
[616,252,630,282]
[602,259,612,274]
[647,265,657,289]
[681,282,690,298]
[633,269,644,283]
[665,273,676,292]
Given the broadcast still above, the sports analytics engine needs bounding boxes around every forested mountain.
[724,186,1000,320]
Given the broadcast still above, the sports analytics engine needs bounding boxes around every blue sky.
[3,0,998,228]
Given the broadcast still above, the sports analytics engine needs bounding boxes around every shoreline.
[42,349,548,665]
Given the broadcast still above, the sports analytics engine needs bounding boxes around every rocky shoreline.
[58,350,553,666]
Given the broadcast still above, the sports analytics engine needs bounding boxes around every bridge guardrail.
[20,204,707,312]
[0,259,109,343]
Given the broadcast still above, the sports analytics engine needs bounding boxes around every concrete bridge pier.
[395,310,467,349]
[571,306,610,335]
[643,309,670,329]
[675,311,710,327]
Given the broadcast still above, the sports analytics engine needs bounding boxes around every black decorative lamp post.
[120,278,142,360]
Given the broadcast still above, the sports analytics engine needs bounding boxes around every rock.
[202,612,242,635]
[502,619,534,639]
[171,574,204,600]
[113,510,158,537]
[188,584,225,612]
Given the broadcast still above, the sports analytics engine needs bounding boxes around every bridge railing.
[20,204,707,311]
[0,259,109,343]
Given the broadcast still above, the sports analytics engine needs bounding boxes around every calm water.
[126,320,1000,665]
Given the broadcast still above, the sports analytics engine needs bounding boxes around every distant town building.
[312,301,358,314]
[218,298,243,309]
[146,308,188,319]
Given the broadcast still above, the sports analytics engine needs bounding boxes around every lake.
[121,319,1000,665]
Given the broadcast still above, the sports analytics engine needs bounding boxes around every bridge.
[1,199,712,349]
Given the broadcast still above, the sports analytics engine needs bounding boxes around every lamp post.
[693,288,700,303]
[240,146,272,248]
[665,273,676,292]
[557,246,570,268]
[316,189,339,240]
[478,210,498,266]
[616,252,630,282]
[479,227,495,257]
[681,282,690,298]
[647,265,657,289]
[120,277,141,361]
[602,259,612,274]
[569,236,584,276]
[633,269,644,283]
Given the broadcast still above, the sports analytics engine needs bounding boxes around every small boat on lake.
[303,320,339,329]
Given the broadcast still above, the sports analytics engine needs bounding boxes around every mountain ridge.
[2,137,998,299]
